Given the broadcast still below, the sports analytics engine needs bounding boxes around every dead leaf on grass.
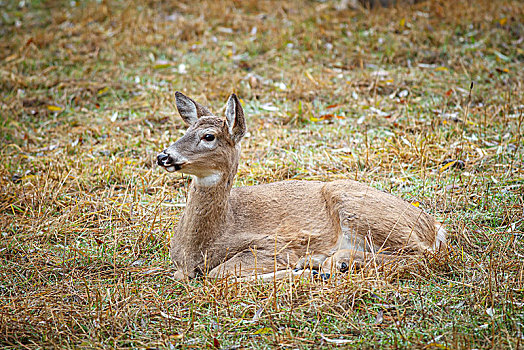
[320,333,353,344]
[47,105,63,112]
[253,327,273,335]
[375,310,384,325]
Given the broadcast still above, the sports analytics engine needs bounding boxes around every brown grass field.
[1,0,523,348]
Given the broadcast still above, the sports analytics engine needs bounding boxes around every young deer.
[157,92,447,281]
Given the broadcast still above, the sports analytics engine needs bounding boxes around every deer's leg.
[294,253,328,271]
[207,250,285,279]
[321,249,404,274]
[207,250,316,281]
[173,270,186,281]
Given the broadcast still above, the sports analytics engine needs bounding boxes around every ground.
[0,0,523,348]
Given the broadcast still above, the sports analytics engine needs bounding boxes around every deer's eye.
[203,134,215,142]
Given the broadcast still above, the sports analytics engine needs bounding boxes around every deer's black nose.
[157,152,173,166]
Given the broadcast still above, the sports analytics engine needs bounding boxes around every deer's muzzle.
[157,152,183,172]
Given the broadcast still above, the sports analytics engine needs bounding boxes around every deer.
[157,92,447,281]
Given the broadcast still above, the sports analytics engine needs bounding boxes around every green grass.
[1,0,523,348]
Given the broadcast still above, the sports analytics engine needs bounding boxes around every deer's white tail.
[432,224,447,251]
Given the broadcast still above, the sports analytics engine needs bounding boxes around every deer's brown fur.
[158,92,446,280]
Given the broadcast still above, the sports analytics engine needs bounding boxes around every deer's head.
[157,92,246,186]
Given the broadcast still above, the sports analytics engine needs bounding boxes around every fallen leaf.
[493,50,510,62]
[426,343,449,349]
[252,307,264,322]
[375,310,384,325]
[5,53,18,62]
[486,307,494,317]
[97,87,109,95]
[451,301,465,309]
[274,82,286,90]
[440,159,465,172]
[440,160,456,172]
[320,333,353,344]
[178,63,187,73]
[47,105,63,112]
[160,311,178,320]
[217,27,233,34]
[260,104,278,112]
[253,327,273,335]
[305,71,318,85]
[153,63,172,69]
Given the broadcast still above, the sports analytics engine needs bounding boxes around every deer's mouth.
[164,163,183,172]
[157,152,187,172]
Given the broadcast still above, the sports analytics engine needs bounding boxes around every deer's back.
[227,179,438,253]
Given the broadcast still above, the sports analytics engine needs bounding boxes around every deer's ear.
[175,91,212,126]
[225,94,246,143]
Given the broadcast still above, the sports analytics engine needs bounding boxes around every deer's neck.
[178,164,237,249]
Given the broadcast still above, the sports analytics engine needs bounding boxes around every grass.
[1,0,523,348]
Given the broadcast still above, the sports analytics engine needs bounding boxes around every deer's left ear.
[175,91,213,126]
[225,94,246,143]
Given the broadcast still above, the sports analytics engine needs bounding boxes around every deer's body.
[158,92,446,280]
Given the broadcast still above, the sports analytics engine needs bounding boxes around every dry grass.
[1,0,523,348]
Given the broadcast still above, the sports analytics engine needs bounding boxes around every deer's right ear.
[175,91,212,126]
